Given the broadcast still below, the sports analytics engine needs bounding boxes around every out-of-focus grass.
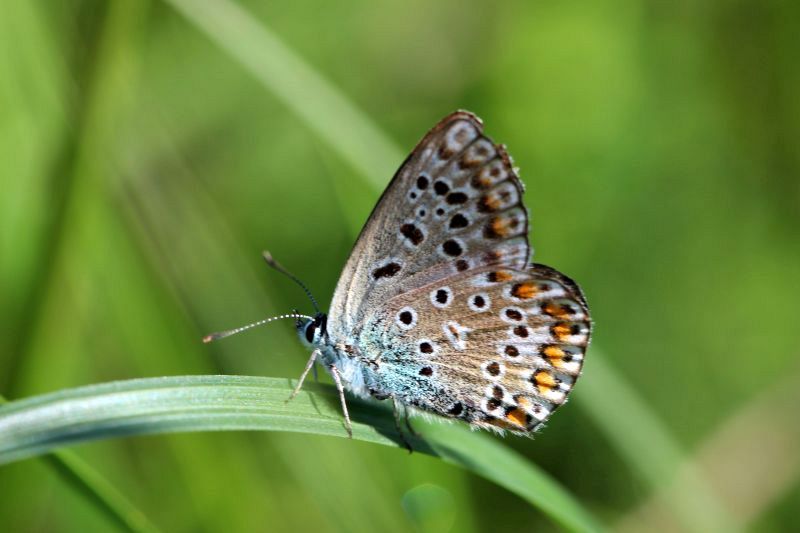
[618,370,800,532]
[161,2,731,531]
[1,0,798,531]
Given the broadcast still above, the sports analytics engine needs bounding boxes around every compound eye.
[304,323,317,343]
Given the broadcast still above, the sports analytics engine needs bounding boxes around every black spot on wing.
[372,262,401,280]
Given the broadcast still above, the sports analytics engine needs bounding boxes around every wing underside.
[324,111,590,435]
[361,263,591,434]
[328,112,530,338]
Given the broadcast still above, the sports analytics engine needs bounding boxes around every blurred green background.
[1,0,798,531]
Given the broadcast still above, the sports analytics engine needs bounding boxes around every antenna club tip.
[261,252,321,314]
[202,334,217,344]
[262,250,276,265]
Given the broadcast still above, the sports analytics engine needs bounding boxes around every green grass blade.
[0,394,160,533]
[576,353,737,532]
[0,376,603,533]
[42,451,162,533]
[164,0,402,187]
[422,424,602,533]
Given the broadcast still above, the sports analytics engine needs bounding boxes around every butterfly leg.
[329,364,353,438]
[392,398,414,453]
[287,348,320,402]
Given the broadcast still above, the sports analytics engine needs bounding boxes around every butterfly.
[206,111,591,439]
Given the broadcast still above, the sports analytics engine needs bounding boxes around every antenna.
[202,313,313,343]
[262,250,321,314]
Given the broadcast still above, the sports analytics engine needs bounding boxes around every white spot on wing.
[481,397,503,414]
[417,339,438,356]
[443,321,471,351]
[444,121,479,154]
[395,307,418,330]
[461,138,496,167]
[468,292,491,312]
[473,158,509,189]
[500,306,526,323]
[531,403,551,421]
[481,361,506,380]
[484,384,509,402]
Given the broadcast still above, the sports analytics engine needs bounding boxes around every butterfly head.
[298,312,327,348]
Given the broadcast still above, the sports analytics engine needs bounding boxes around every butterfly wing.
[328,111,530,340]
[325,111,590,434]
[358,262,590,434]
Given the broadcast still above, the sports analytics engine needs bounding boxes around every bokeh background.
[1,0,798,531]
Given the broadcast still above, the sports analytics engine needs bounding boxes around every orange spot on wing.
[479,193,502,212]
[533,370,557,393]
[460,154,482,169]
[515,396,532,409]
[488,270,513,283]
[506,408,528,427]
[490,217,511,237]
[488,215,520,239]
[512,282,539,299]
[543,346,566,367]
[542,301,570,318]
[472,173,493,189]
[552,322,571,341]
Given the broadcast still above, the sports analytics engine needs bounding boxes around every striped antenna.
[262,251,321,314]
[202,313,313,343]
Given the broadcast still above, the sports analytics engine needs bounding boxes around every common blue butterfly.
[206,111,591,439]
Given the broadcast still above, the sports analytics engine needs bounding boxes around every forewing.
[328,111,530,339]
[363,263,591,435]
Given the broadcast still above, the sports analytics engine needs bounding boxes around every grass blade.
[164,0,402,187]
[43,451,162,533]
[0,375,602,533]
[0,394,160,533]
[577,353,736,532]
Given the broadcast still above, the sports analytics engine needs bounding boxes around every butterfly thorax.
[297,312,377,399]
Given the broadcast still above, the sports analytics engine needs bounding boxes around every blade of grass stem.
[577,353,736,532]
[0,394,160,533]
[0,376,602,533]
[616,371,800,532]
[165,0,402,187]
